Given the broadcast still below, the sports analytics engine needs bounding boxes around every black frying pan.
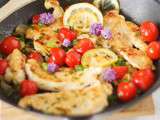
[0,0,160,120]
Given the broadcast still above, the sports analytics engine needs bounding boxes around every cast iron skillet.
[0,0,160,119]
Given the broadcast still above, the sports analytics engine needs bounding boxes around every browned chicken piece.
[103,10,154,69]
[4,49,26,84]
[26,18,63,40]
[19,84,112,116]
[25,59,105,91]
[25,18,63,56]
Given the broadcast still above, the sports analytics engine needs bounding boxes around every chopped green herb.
[108,94,118,104]
[121,79,129,82]
[75,65,84,72]
[30,25,34,30]
[16,34,25,42]
[114,57,126,66]
[46,40,59,48]
[53,29,59,33]
[38,23,44,28]
[42,62,48,71]
[72,39,78,45]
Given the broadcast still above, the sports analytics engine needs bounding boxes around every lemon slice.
[81,48,118,67]
[63,3,103,33]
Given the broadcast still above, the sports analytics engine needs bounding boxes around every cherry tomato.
[0,59,8,75]
[48,48,66,66]
[32,15,40,24]
[28,51,43,62]
[57,27,77,42]
[140,21,159,42]
[74,38,94,54]
[20,80,38,97]
[113,66,128,80]
[147,41,160,60]
[0,36,21,55]
[132,68,155,92]
[117,82,137,102]
[65,49,81,67]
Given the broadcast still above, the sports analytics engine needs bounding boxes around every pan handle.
[0,0,36,22]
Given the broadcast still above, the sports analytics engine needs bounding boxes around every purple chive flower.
[102,68,116,82]
[48,63,59,73]
[101,28,112,39]
[39,12,55,25]
[90,23,103,36]
[62,39,71,47]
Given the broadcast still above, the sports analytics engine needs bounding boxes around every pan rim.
[0,0,160,119]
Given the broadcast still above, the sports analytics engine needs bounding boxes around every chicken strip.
[25,59,103,91]
[4,49,26,84]
[103,10,153,69]
[26,18,62,56]
[26,18,63,40]
[19,84,112,116]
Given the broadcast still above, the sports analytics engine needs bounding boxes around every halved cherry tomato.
[132,68,155,92]
[117,82,137,102]
[0,59,8,75]
[28,51,43,62]
[65,49,81,67]
[20,80,38,97]
[113,66,128,80]
[140,21,159,42]
[0,36,21,55]
[48,48,66,66]
[57,27,77,42]
[32,15,40,24]
[74,38,94,55]
[147,41,160,60]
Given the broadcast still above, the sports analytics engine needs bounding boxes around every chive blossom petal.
[90,23,103,36]
[40,12,55,25]
[101,28,112,39]
[102,68,116,82]
[48,63,59,73]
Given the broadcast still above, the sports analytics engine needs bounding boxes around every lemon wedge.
[81,48,118,67]
[63,3,103,33]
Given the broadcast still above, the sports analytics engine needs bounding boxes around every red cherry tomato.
[0,59,8,75]
[57,27,77,42]
[117,82,137,102]
[48,48,66,66]
[113,66,128,80]
[20,80,38,97]
[28,52,43,62]
[65,49,81,68]
[0,36,21,55]
[74,38,94,54]
[147,41,160,60]
[32,15,40,24]
[140,21,159,42]
[132,68,155,92]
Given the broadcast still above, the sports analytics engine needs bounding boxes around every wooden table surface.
[0,0,156,120]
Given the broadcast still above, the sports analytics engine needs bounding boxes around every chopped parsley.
[114,57,126,66]
[75,65,84,72]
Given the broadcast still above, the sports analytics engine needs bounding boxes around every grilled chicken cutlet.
[4,49,26,84]
[103,10,154,69]
[26,18,63,56]
[25,59,103,91]
[26,18,63,40]
[19,84,112,116]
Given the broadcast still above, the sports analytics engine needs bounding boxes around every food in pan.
[0,0,159,116]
